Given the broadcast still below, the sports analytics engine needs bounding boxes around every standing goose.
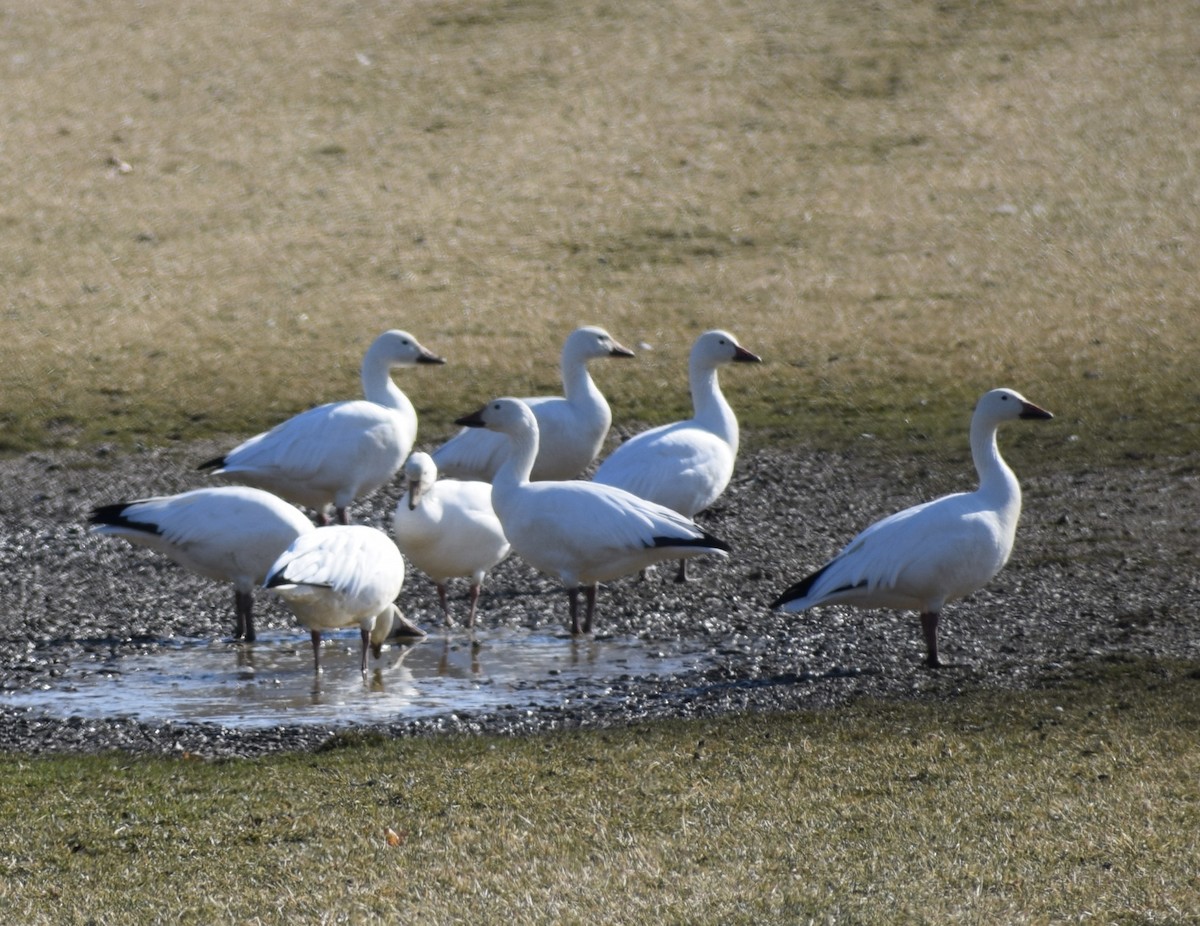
[201,329,445,525]
[264,524,421,674]
[593,329,762,581]
[455,398,730,634]
[771,388,1053,668]
[392,452,511,628]
[89,486,314,642]
[432,325,634,482]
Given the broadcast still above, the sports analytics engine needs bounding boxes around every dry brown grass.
[3,0,1198,458]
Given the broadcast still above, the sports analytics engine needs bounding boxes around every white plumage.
[432,325,634,482]
[89,486,315,642]
[593,329,761,581]
[455,397,730,634]
[264,524,419,673]
[392,452,511,628]
[201,329,445,524]
[771,388,1053,667]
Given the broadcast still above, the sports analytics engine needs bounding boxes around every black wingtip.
[88,502,160,535]
[769,563,828,610]
[650,530,731,554]
[197,455,226,472]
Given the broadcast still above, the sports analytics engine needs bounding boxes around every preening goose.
[455,398,730,634]
[201,329,445,525]
[771,388,1053,668]
[392,452,511,628]
[593,329,761,581]
[89,486,314,642]
[432,326,634,482]
[264,524,421,673]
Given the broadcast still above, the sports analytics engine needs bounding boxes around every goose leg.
[582,584,598,634]
[437,583,452,626]
[359,626,370,675]
[568,587,582,635]
[234,589,255,642]
[920,611,941,668]
[466,584,481,629]
[310,629,323,672]
[674,558,688,584]
[336,507,351,526]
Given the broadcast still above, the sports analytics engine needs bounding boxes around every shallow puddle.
[1,628,713,728]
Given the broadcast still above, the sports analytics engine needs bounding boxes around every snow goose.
[200,329,445,525]
[89,486,314,642]
[392,452,511,628]
[455,397,730,634]
[263,524,423,673]
[771,388,1053,668]
[593,329,761,581]
[432,325,634,482]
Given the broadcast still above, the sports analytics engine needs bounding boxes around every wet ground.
[0,439,1197,755]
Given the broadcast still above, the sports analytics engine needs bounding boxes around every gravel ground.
[1,438,1197,756]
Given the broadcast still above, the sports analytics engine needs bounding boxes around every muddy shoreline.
[1,440,1196,756]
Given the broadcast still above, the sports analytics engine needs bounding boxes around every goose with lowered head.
[392,451,511,628]
[201,329,445,525]
[593,329,761,581]
[433,325,634,482]
[455,397,730,634]
[264,524,423,674]
[89,486,314,642]
[771,388,1053,668]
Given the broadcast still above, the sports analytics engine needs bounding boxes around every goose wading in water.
[454,397,730,635]
[432,325,635,482]
[264,524,423,674]
[200,329,445,525]
[89,486,315,642]
[392,451,511,629]
[593,329,761,582]
[771,387,1053,668]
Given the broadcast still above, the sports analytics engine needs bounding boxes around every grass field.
[2,0,1199,921]
[1,660,1198,924]
[3,0,1198,460]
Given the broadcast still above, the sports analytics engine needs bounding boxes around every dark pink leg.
[582,584,598,634]
[466,584,480,629]
[568,587,582,635]
[920,611,942,668]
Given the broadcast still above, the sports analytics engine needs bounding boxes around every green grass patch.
[2,0,1198,464]
[1,660,1197,923]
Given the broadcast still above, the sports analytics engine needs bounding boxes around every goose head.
[564,325,636,363]
[974,388,1053,427]
[691,330,762,368]
[455,397,538,439]
[402,452,438,510]
[369,329,447,368]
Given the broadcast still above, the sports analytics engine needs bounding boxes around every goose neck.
[561,351,602,409]
[361,348,414,415]
[970,416,1020,508]
[493,424,538,495]
[690,363,738,447]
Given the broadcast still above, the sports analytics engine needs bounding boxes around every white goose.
[455,398,730,634]
[593,329,762,581]
[392,452,511,628]
[89,486,314,642]
[771,388,1053,668]
[201,329,445,525]
[263,524,422,674]
[432,325,634,482]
